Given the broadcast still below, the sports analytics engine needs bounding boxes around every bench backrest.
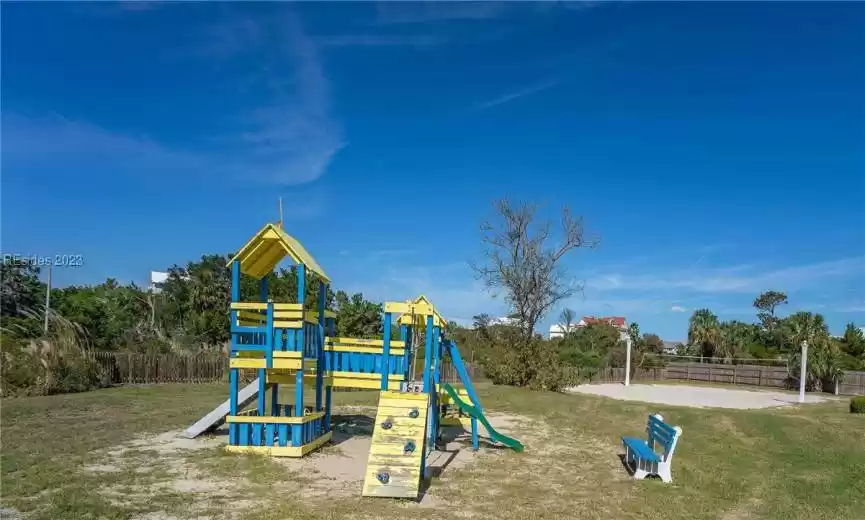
[647,414,681,460]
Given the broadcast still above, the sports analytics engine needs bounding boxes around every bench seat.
[621,436,660,463]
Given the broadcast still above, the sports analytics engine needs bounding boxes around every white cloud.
[375,3,508,24]
[317,34,447,48]
[470,80,560,112]
[671,305,687,313]
[587,257,865,295]
[5,9,344,189]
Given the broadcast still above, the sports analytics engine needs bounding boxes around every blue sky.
[2,2,864,339]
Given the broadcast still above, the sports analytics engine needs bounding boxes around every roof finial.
[278,197,284,229]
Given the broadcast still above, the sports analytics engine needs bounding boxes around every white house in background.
[149,271,169,293]
[548,323,578,339]
[550,315,629,340]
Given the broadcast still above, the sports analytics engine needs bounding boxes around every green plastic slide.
[440,383,524,452]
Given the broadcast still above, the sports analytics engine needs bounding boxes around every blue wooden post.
[381,312,392,390]
[270,383,279,416]
[294,264,305,446]
[230,261,240,351]
[229,368,238,444]
[265,301,273,369]
[428,325,441,452]
[259,276,268,302]
[257,370,266,415]
[400,324,409,379]
[316,281,326,412]
[423,315,433,392]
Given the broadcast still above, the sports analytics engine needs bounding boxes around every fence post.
[758,367,762,387]
[733,365,737,385]
[687,365,690,381]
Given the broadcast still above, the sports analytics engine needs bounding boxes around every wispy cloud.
[207,11,346,185]
[671,305,687,313]
[317,34,448,48]
[470,80,559,112]
[5,8,344,189]
[374,2,509,24]
[587,257,865,295]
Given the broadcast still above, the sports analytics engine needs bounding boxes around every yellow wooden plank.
[328,337,406,348]
[378,390,428,401]
[224,431,332,457]
[272,320,303,328]
[330,371,404,381]
[369,443,424,459]
[234,351,301,359]
[331,378,403,390]
[325,345,406,356]
[231,302,268,310]
[229,358,301,370]
[226,411,325,424]
[265,372,333,386]
[373,406,428,420]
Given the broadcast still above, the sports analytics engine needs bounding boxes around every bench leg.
[657,462,672,483]
[632,457,649,480]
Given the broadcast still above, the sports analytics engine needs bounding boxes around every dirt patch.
[80,407,533,516]
[567,383,829,409]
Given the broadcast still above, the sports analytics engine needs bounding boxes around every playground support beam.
[381,312,392,390]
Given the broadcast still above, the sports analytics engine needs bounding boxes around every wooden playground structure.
[185,220,522,500]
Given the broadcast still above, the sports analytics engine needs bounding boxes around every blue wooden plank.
[381,312,392,389]
[239,424,249,446]
[622,436,660,462]
[278,424,289,447]
[325,386,332,432]
[252,424,262,446]
[270,383,278,416]
[292,425,301,447]
[229,423,237,446]
[229,369,238,415]
[266,424,275,447]
[423,315,433,392]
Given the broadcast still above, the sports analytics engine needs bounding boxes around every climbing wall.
[361,390,429,499]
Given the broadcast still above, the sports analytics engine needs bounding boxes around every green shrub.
[850,396,865,414]
[477,327,577,392]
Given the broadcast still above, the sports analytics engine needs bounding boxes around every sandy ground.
[566,383,830,409]
[81,405,529,518]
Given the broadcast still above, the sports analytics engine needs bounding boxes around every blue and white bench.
[621,413,682,483]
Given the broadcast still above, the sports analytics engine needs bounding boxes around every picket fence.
[89,352,483,387]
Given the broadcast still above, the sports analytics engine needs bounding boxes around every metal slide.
[183,378,260,438]
[440,382,524,452]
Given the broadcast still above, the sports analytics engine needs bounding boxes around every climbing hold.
[381,419,393,430]
[404,440,416,454]
[408,408,419,419]
[377,472,390,484]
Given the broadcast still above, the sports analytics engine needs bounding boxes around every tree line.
[3,199,862,396]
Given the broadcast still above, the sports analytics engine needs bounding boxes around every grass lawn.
[2,382,863,519]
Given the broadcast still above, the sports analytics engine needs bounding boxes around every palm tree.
[784,312,840,391]
[688,309,721,362]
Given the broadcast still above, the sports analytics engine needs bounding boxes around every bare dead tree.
[559,308,576,337]
[472,200,599,342]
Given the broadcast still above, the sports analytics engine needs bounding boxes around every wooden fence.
[571,362,865,396]
[89,352,486,387]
